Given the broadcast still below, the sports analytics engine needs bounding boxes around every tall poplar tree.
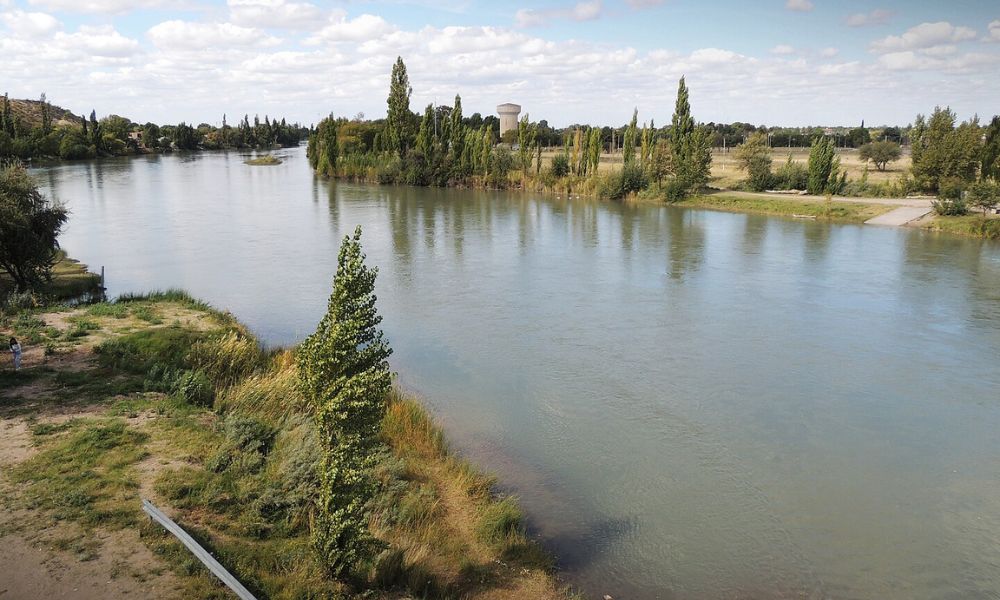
[623,109,638,166]
[298,226,393,576]
[385,56,413,157]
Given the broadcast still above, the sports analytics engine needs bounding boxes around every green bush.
[598,162,649,200]
[475,497,524,548]
[171,369,213,406]
[95,327,199,373]
[549,153,569,178]
[773,157,808,190]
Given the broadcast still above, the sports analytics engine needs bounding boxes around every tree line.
[308,56,713,201]
[0,93,308,161]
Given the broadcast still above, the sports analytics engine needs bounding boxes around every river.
[33,147,1000,599]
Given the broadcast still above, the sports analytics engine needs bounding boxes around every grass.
[0,250,102,305]
[245,155,283,165]
[2,293,567,600]
[919,214,1000,240]
[12,419,149,529]
[667,193,895,223]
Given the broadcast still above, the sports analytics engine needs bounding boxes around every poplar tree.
[588,127,602,174]
[449,94,465,172]
[298,225,393,576]
[806,136,840,195]
[416,104,435,160]
[2,93,14,137]
[669,77,712,192]
[517,114,534,173]
[385,56,412,157]
[623,109,638,166]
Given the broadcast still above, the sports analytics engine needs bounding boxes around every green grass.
[245,155,283,165]
[921,215,1000,240]
[86,302,129,318]
[0,251,102,304]
[670,193,894,223]
[12,419,149,528]
[95,326,201,374]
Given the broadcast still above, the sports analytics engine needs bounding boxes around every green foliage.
[773,154,809,190]
[669,77,712,194]
[859,140,902,171]
[598,162,648,200]
[0,164,69,292]
[982,115,1000,183]
[623,108,638,166]
[189,329,266,388]
[517,113,536,174]
[549,153,570,178]
[806,136,844,195]
[967,181,999,214]
[735,132,773,191]
[297,226,393,577]
[308,116,339,176]
[385,57,413,157]
[932,178,969,215]
[911,107,982,192]
[171,369,214,406]
[487,146,513,188]
[95,327,199,374]
[475,497,524,548]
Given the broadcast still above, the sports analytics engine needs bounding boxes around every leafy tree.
[0,164,69,292]
[517,113,535,174]
[1,93,13,137]
[588,127,602,174]
[449,94,465,174]
[623,108,638,166]
[385,56,413,156]
[911,107,981,191]
[307,116,338,176]
[846,121,870,148]
[967,181,999,215]
[171,122,199,150]
[982,115,1000,182]
[807,136,843,195]
[297,225,392,577]
[650,138,672,187]
[735,132,772,191]
[669,77,712,192]
[859,140,901,171]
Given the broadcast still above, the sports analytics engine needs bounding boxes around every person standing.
[9,337,21,371]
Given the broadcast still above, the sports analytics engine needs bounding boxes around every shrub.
[189,329,266,388]
[95,327,199,373]
[773,156,808,190]
[475,497,524,548]
[548,153,570,178]
[659,176,692,202]
[171,369,213,406]
[967,181,999,215]
[597,162,648,200]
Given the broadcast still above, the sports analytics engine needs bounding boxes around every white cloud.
[770,44,794,55]
[55,24,139,57]
[986,20,1000,42]
[0,9,60,36]
[227,0,324,30]
[820,47,839,57]
[515,0,603,27]
[845,9,892,27]
[305,13,395,44]
[624,0,662,7]
[870,21,977,53]
[148,20,281,49]
[27,0,175,14]
[785,0,813,13]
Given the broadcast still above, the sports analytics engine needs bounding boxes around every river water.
[33,147,1000,599]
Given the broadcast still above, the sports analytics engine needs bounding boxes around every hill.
[5,97,82,129]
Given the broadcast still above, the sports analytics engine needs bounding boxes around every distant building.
[497,103,521,138]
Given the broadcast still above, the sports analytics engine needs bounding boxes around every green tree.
[859,140,902,171]
[0,164,69,292]
[171,122,199,150]
[449,94,465,174]
[1,93,13,138]
[385,56,413,156]
[415,104,435,161]
[982,115,1000,182]
[846,121,870,148]
[669,77,711,192]
[967,181,999,215]
[806,136,843,195]
[735,132,773,191]
[623,108,638,166]
[588,127,602,174]
[298,225,392,577]
[911,107,981,191]
[307,116,338,176]
[517,113,535,174]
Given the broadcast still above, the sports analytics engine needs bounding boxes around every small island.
[245,155,282,165]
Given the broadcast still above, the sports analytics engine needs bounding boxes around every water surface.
[35,148,1000,599]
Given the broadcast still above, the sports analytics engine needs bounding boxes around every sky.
[1,0,998,128]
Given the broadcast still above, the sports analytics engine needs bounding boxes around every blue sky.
[1,0,998,127]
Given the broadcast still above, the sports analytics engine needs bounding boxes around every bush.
[171,369,213,406]
[189,329,265,388]
[548,153,569,178]
[932,197,968,216]
[597,162,648,200]
[659,176,693,202]
[967,181,999,215]
[95,327,199,373]
[773,157,808,190]
[475,497,523,548]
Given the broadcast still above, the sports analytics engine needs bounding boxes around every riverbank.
[0,251,102,307]
[0,289,567,599]
[664,192,897,224]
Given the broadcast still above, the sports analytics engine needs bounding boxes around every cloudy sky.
[1,0,997,128]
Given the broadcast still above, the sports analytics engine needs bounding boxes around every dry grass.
[710,147,913,189]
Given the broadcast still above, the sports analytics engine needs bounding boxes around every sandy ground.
[0,304,217,600]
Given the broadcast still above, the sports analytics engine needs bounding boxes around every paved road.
[864,205,934,226]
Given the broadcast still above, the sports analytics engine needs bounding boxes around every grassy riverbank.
[0,289,566,599]
[655,193,895,224]
[916,214,1000,240]
[0,250,102,307]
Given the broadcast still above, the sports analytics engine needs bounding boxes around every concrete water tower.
[497,103,521,138]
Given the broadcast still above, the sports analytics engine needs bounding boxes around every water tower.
[497,103,521,138]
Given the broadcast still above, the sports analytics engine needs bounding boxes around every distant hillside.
[5,97,82,129]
